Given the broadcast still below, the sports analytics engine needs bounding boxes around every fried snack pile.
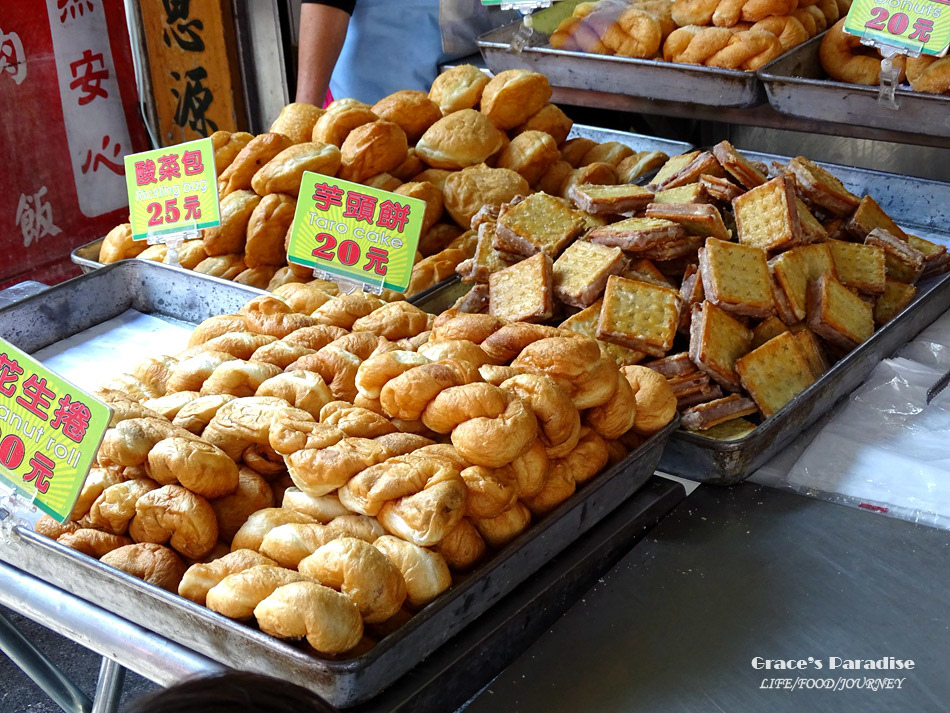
[550,0,850,69]
[99,67,666,298]
[452,140,949,437]
[37,288,677,656]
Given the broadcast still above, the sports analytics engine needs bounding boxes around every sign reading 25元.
[124,137,220,241]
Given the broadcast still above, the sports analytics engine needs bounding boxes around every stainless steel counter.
[462,483,950,713]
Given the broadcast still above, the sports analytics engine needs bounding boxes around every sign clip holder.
[504,2,553,53]
[0,483,35,548]
[146,221,199,268]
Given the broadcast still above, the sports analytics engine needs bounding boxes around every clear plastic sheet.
[32,309,192,393]
[2,310,193,527]
[750,307,950,529]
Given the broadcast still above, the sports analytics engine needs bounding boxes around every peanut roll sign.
[0,341,110,523]
[287,173,426,293]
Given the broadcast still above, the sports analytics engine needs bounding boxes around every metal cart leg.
[0,610,93,713]
[91,657,126,713]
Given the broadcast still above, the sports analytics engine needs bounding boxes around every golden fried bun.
[245,193,296,267]
[495,130,560,186]
[298,537,407,623]
[373,535,451,608]
[372,90,442,144]
[391,148,425,181]
[192,254,247,280]
[218,132,294,197]
[128,484,219,559]
[480,69,552,130]
[211,467,275,543]
[211,130,254,175]
[443,165,529,228]
[513,104,574,146]
[57,529,133,558]
[146,436,239,499]
[362,172,403,191]
[394,181,444,235]
[559,137,598,167]
[581,141,635,167]
[338,120,409,183]
[135,244,166,262]
[233,267,278,290]
[312,104,378,147]
[269,102,325,144]
[472,501,532,548]
[537,160,575,196]
[202,189,261,256]
[250,142,341,197]
[177,239,207,269]
[434,518,486,571]
[100,543,187,592]
[413,168,454,192]
[253,579,363,654]
[559,162,619,199]
[620,365,678,435]
[429,64,491,114]
[206,564,309,619]
[415,110,506,170]
[100,223,146,263]
[178,548,276,605]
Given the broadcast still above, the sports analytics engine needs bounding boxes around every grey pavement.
[0,605,158,713]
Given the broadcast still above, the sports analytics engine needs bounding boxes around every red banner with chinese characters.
[0,0,149,288]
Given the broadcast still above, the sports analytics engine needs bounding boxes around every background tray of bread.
[0,259,677,707]
[757,30,950,139]
[479,20,773,107]
[69,122,692,292]
[659,150,950,484]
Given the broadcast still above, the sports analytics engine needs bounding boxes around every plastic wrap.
[749,304,950,529]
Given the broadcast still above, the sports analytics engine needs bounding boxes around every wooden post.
[139,0,246,145]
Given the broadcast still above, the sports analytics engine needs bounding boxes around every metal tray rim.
[479,26,760,82]
[8,417,678,677]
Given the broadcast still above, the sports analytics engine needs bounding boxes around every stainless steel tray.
[0,259,676,707]
[660,151,950,485]
[479,21,766,108]
[758,34,950,139]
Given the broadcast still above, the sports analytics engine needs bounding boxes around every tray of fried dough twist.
[478,20,770,108]
[0,259,677,708]
[758,34,950,141]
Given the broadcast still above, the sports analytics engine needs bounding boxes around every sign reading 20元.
[286,173,425,293]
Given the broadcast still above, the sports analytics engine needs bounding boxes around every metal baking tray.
[0,259,677,707]
[479,21,766,108]
[758,34,950,139]
[660,151,950,485]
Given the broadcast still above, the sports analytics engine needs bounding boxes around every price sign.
[844,0,950,56]
[286,173,425,293]
[124,137,220,241]
[0,340,111,523]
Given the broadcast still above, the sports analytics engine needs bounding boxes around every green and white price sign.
[844,0,950,56]
[124,137,220,242]
[286,173,425,293]
[0,340,111,523]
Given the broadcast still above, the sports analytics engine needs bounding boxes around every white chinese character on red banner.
[57,0,95,22]
[0,28,26,85]
[15,187,62,247]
